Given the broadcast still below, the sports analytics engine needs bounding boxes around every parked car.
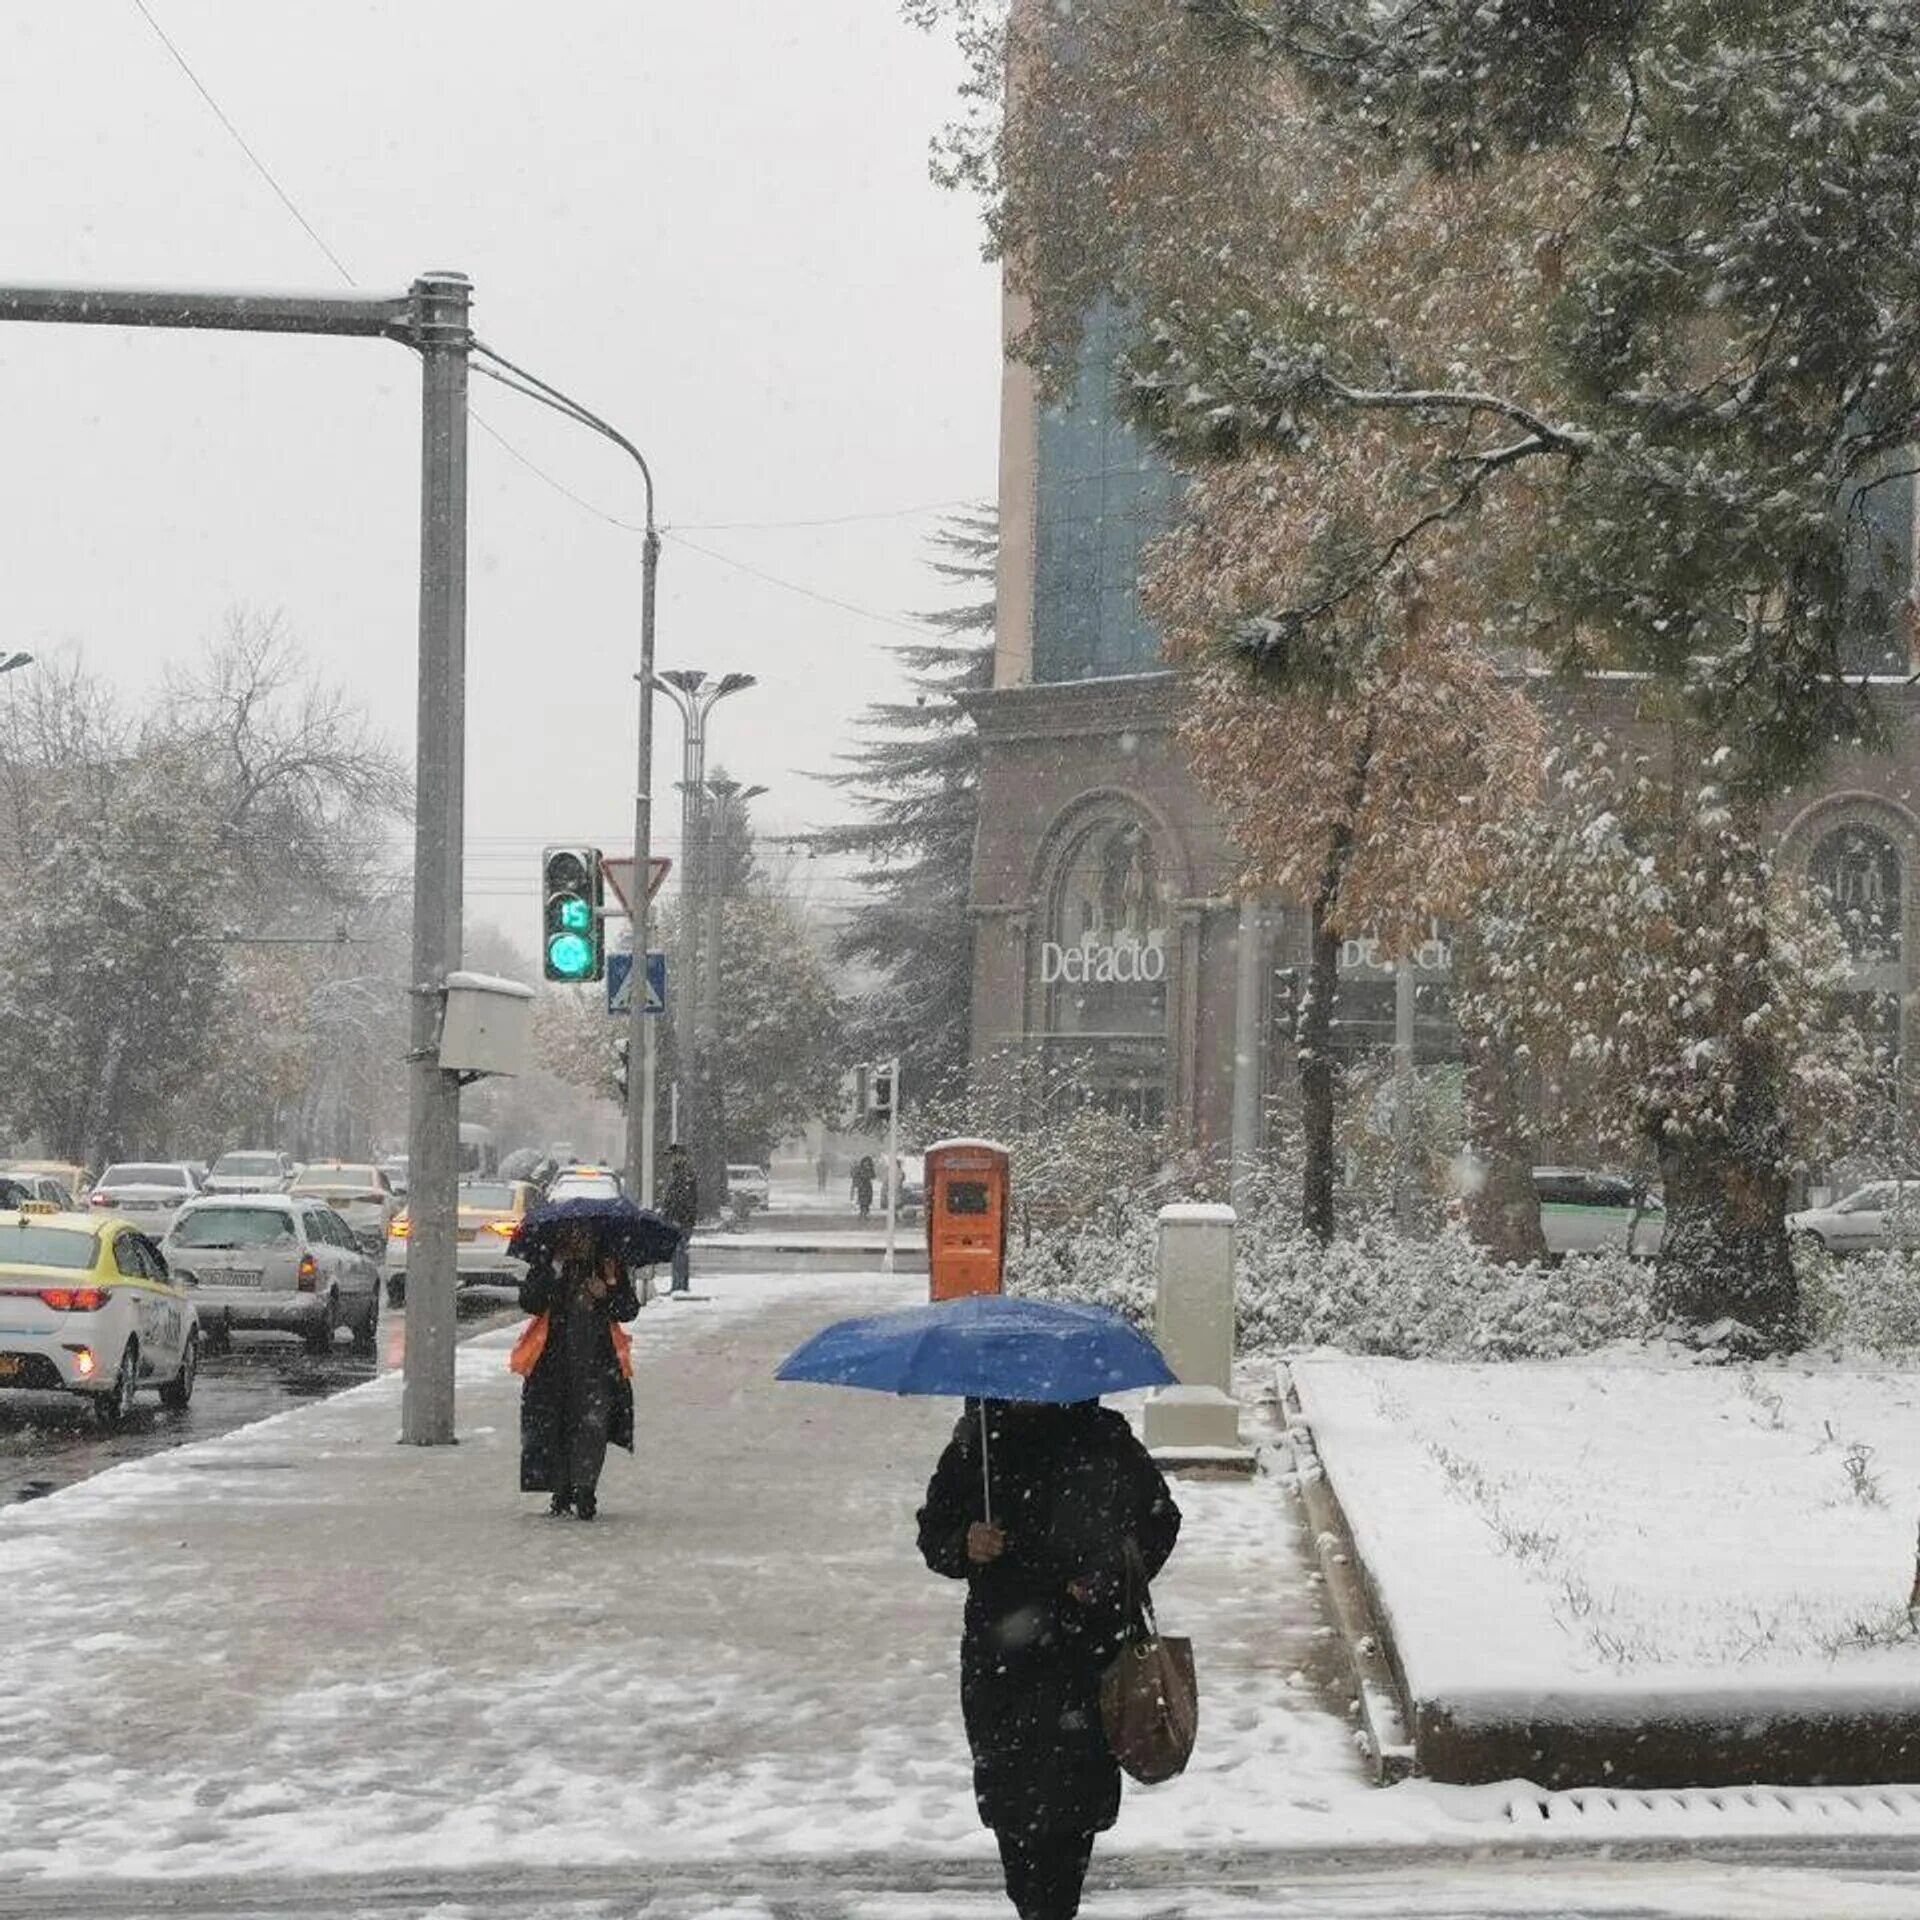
[164,1193,379,1356]
[87,1162,201,1235]
[1789,1180,1920,1255]
[0,1209,198,1423]
[725,1164,771,1211]
[287,1163,401,1257]
[1533,1167,1664,1259]
[384,1178,540,1307]
[206,1150,296,1195]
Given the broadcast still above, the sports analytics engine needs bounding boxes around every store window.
[1037,812,1171,1125]
[1812,824,1904,969]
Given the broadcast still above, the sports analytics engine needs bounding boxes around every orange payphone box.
[925,1138,1011,1302]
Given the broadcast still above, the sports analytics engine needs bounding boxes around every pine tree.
[811,510,996,1104]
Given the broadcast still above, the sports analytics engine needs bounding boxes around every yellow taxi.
[383,1177,540,1307]
[0,1209,198,1425]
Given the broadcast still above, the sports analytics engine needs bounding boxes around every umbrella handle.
[979,1400,992,1528]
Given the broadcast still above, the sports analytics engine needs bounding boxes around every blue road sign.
[608,950,667,1018]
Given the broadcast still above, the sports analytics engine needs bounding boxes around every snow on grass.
[1292,1354,1920,1710]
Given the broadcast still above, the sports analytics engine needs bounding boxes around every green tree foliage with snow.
[1469,740,1875,1347]
[916,0,1920,1334]
[810,510,995,1104]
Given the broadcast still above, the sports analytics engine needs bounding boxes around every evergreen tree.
[811,510,995,1104]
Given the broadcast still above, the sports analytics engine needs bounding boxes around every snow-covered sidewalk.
[0,1272,1362,1886]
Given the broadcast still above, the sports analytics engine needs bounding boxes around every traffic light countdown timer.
[542,845,607,983]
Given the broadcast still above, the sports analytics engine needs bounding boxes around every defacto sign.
[1041,934,1168,987]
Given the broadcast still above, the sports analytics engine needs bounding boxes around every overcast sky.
[0,1,999,943]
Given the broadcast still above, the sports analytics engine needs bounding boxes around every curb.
[1276,1360,1415,1784]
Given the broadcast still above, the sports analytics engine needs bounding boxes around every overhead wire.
[128,0,358,289]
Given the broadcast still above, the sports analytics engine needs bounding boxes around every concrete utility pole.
[401,272,472,1446]
[0,273,475,1447]
[652,671,755,1207]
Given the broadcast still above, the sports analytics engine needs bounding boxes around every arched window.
[1812,824,1904,967]
[1035,811,1171,1126]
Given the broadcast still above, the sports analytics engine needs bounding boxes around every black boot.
[549,1488,575,1516]
[575,1488,598,1520]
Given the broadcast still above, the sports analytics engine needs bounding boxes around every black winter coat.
[516,1259,640,1493]
[917,1400,1180,1838]
[660,1159,699,1232]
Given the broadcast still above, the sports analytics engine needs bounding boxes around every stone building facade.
[969,282,1920,1169]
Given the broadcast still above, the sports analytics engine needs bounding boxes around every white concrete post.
[1143,1202,1247,1456]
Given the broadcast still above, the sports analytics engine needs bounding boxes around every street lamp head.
[739,784,770,804]
[658,668,708,697]
[715,672,757,699]
[0,651,33,675]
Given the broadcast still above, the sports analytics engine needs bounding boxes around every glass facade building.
[1030,301,1180,683]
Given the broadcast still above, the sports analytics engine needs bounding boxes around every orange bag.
[508,1313,550,1377]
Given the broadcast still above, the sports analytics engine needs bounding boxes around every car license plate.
[211,1269,262,1288]
[0,1354,23,1378]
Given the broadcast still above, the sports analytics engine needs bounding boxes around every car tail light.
[389,1218,410,1241]
[71,1348,97,1378]
[296,1255,318,1293]
[486,1220,517,1240]
[88,1192,111,1208]
[36,1287,107,1311]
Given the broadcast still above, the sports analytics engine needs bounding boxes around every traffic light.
[542,845,605,983]
[870,1062,894,1120]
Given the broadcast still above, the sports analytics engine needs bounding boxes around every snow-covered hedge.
[1009,1213,1920,1363]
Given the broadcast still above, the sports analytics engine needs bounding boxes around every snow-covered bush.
[1799,1247,1920,1357]
[1010,1205,1660,1362]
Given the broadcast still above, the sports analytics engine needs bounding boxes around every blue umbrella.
[508,1195,683,1268]
[776,1294,1177,1521]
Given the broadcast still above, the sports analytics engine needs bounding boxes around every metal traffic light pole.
[0,273,474,1448]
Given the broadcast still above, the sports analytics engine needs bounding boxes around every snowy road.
[0,1297,515,1505]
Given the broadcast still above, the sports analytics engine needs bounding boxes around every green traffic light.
[547,930,594,980]
[558,896,593,934]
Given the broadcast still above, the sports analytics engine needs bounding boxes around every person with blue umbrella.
[778,1295,1183,1920]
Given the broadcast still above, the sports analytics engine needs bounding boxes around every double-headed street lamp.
[651,670,755,1199]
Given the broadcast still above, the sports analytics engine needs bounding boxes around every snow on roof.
[925,1137,1011,1157]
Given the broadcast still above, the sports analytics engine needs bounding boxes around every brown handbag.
[1099,1540,1198,1784]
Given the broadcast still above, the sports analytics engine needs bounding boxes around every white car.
[546,1166,624,1203]
[725,1164,771,1210]
[205,1150,295,1195]
[1790,1180,1920,1255]
[0,1210,199,1424]
[87,1161,201,1235]
[164,1193,380,1356]
[287,1163,401,1259]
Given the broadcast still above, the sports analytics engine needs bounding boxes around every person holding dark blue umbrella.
[778,1294,1182,1920]
[507,1198,679,1520]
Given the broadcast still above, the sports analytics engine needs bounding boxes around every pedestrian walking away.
[852,1153,875,1221]
[918,1397,1181,1920]
[661,1141,698,1294]
[511,1223,640,1520]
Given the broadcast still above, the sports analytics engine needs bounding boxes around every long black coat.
[516,1259,640,1493]
[918,1400,1181,1839]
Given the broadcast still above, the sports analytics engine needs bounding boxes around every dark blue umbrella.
[508,1196,683,1268]
[776,1295,1177,1521]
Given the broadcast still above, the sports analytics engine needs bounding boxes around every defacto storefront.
[969,276,1920,1163]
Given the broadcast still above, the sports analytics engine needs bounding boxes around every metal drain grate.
[1503,1783,1920,1827]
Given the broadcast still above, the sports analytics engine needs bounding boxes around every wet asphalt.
[0,1292,518,1507]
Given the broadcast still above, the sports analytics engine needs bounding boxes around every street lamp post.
[651,671,755,1207]
[702,778,767,1209]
